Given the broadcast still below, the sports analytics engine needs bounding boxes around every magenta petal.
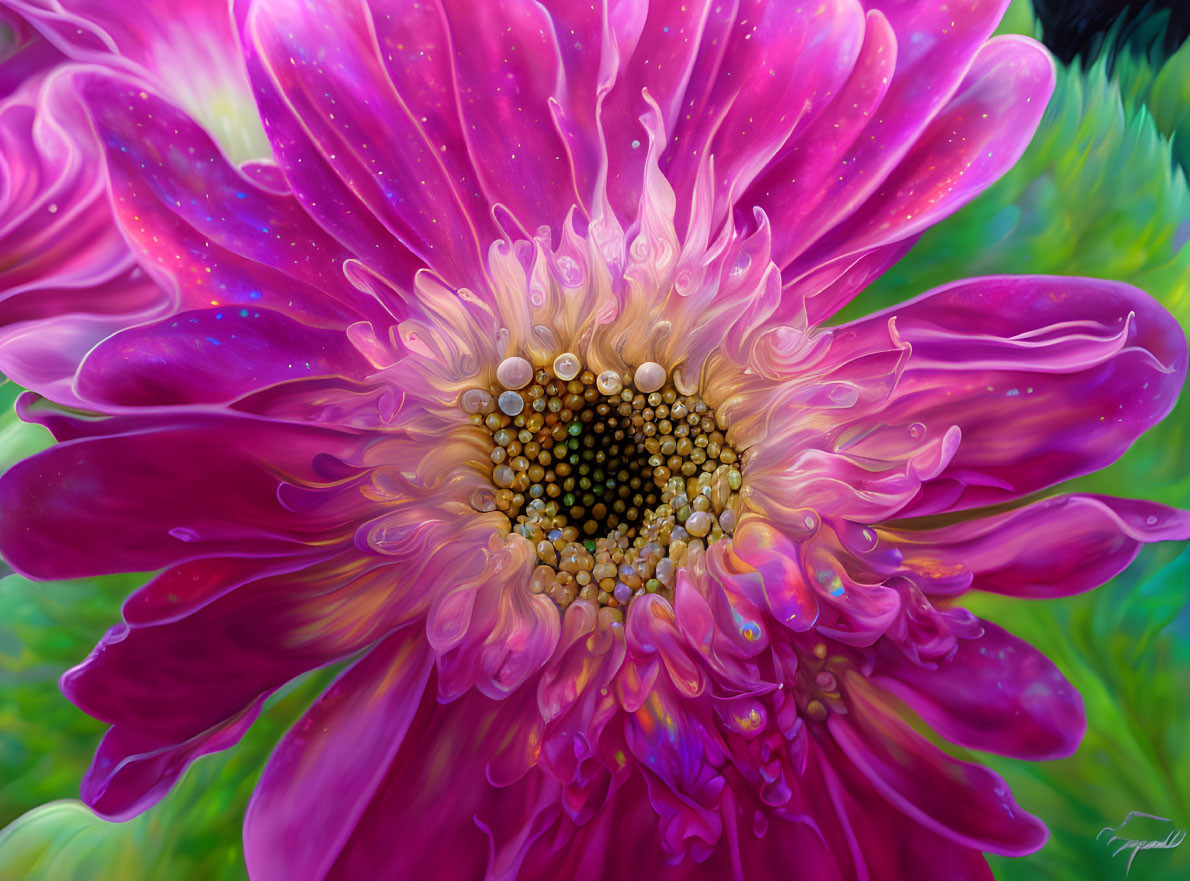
[758,0,1012,272]
[81,694,268,820]
[830,673,1047,856]
[0,72,170,404]
[883,494,1190,598]
[821,740,996,881]
[874,621,1085,760]
[729,520,820,631]
[664,0,866,231]
[438,0,578,237]
[76,307,371,406]
[318,689,561,881]
[74,70,381,328]
[832,275,1188,515]
[64,545,429,820]
[239,0,492,289]
[0,416,364,578]
[788,35,1055,321]
[244,631,433,881]
[7,2,243,92]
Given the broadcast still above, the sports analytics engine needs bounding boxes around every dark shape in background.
[1035,0,1190,67]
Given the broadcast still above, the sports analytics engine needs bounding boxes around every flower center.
[462,354,743,612]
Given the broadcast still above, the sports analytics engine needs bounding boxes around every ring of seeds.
[462,354,743,615]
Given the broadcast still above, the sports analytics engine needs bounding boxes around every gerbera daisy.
[1,1,1186,879]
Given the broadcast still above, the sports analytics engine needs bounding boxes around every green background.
[1,1,1188,878]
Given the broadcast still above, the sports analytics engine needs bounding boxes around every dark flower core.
[462,356,742,613]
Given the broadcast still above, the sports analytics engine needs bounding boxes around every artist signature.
[1097,812,1186,876]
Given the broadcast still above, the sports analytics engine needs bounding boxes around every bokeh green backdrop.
[1,1,1187,878]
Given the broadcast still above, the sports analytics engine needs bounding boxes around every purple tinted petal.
[820,740,996,881]
[439,0,578,237]
[321,689,561,881]
[882,494,1190,598]
[663,0,866,233]
[874,621,1085,760]
[0,416,365,578]
[77,307,371,406]
[74,70,380,328]
[788,36,1055,321]
[244,631,433,881]
[830,275,1187,515]
[81,693,268,820]
[239,0,491,289]
[830,672,1047,856]
[69,552,413,818]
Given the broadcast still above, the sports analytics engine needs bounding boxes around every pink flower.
[1,1,1186,878]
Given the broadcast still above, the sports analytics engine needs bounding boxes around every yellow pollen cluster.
[462,355,744,613]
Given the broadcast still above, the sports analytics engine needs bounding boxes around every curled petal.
[874,621,1085,760]
[830,275,1188,515]
[830,672,1047,855]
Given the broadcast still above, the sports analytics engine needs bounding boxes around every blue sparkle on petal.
[235,191,247,199]
[248,290,262,300]
[240,308,249,317]
[205,336,222,346]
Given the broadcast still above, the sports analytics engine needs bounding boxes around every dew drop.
[168,527,199,542]
[460,387,493,415]
[634,361,666,393]
[496,356,533,389]
[553,352,581,381]
[498,390,525,416]
[907,422,925,438]
[596,369,622,395]
[1146,515,1159,526]
[556,255,581,285]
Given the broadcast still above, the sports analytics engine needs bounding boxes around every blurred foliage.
[0,1,1188,880]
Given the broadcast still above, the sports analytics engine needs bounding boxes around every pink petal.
[74,69,384,328]
[318,689,561,881]
[76,307,372,406]
[8,0,264,157]
[80,692,269,820]
[754,0,1012,272]
[68,549,415,818]
[0,415,366,578]
[438,0,578,237]
[239,0,491,289]
[244,631,434,881]
[663,0,866,234]
[829,672,1047,855]
[819,739,995,881]
[874,621,1085,760]
[830,275,1187,515]
[788,35,1055,321]
[0,71,169,404]
[881,494,1190,598]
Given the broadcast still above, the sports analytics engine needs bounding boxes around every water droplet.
[497,390,524,416]
[556,255,582,285]
[907,422,925,438]
[596,370,622,395]
[460,387,493,414]
[496,356,533,389]
[634,361,666,393]
[553,352,581,381]
[168,527,199,542]
[1146,515,1159,526]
